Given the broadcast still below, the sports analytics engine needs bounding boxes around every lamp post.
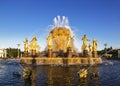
[17,44,20,58]
[104,43,107,54]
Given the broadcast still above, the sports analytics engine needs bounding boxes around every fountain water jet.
[21,16,102,66]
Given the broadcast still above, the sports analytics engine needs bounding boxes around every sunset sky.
[0,0,120,51]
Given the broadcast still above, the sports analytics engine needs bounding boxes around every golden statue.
[88,44,92,57]
[67,36,73,48]
[24,38,28,52]
[92,39,97,51]
[82,34,89,51]
[47,34,53,49]
[88,44,92,53]
[37,45,41,53]
[30,36,37,51]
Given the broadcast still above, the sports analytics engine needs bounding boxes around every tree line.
[98,47,120,59]
[6,48,22,58]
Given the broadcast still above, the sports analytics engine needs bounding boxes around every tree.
[6,48,21,58]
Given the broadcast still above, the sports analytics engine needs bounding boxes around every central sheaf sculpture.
[45,16,75,57]
[46,27,74,57]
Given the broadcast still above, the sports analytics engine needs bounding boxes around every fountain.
[20,16,102,65]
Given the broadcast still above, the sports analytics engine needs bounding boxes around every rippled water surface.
[0,60,120,86]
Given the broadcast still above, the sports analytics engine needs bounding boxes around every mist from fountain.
[53,16,70,29]
[49,16,81,53]
[53,16,74,36]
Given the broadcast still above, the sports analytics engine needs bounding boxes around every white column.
[4,49,7,58]
[118,50,120,58]
[17,44,20,58]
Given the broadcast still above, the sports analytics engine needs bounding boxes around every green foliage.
[98,50,105,55]
[108,49,118,57]
[98,47,120,59]
[6,48,21,58]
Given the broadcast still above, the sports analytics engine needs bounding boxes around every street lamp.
[17,44,20,58]
[104,43,107,54]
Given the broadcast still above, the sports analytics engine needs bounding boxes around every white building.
[0,49,7,58]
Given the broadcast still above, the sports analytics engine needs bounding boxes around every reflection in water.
[1,60,120,86]
[46,66,74,86]
[22,66,37,86]
[22,65,99,86]
[78,66,99,86]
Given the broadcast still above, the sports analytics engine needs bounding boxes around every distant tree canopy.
[98,47,113,55]
[6,48,22,58]
[98,47,120,58]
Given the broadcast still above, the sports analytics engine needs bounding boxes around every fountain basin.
[20,57,102,65]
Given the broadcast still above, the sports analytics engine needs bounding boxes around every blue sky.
[0,0,120,51]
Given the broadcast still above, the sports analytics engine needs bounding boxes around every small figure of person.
[92,39,97,52]
[47,34,53,49]
[82,34,89,51]
[67,36,73,48]
[24,38,28,52]
[88,44,92,57]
